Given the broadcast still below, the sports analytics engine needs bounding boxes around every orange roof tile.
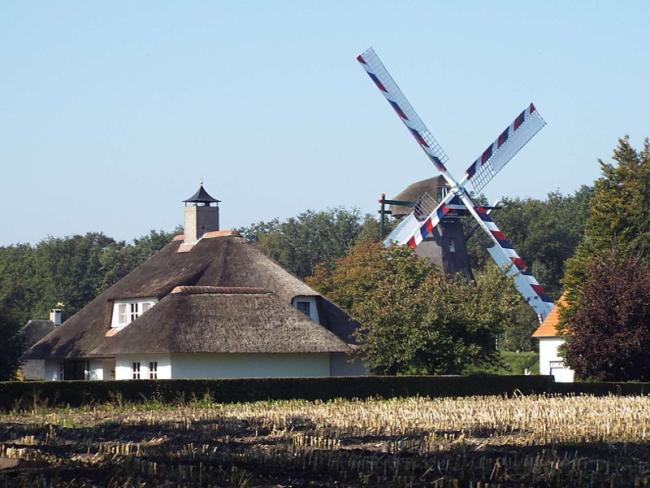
[532,293,568,338]
[203,229,240,239]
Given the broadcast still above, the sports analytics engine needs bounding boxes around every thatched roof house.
[24,185,365,380]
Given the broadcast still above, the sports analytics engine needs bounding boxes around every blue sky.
[1,1,648,245]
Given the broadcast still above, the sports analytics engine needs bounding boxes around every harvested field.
[1,394,650,487]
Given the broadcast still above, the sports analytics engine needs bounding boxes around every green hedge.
[0,375,553,411]
[3,376,650,411]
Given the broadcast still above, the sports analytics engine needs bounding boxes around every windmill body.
[357,47,553,321]
[389,177,473,279]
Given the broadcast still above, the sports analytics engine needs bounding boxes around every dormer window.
[291,296,319,323]
[296,301,311,317]
[111,298,157,328]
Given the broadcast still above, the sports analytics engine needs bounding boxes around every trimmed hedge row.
[0,375,553,411]
[2,375,649,411]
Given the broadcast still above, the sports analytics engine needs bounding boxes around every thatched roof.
[23,236,357,360]
[92,287,349,355]
[18,320,55,348]
[390,176,448,218]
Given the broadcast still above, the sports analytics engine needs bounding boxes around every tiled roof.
[532,293,567,338]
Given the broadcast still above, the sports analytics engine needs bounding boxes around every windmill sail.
[357,48,450,175]
[476,207,554,319]
[464,104,546,193]
[358,47,553,320]
[383,190,457,248]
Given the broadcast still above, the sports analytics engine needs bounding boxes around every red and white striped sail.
[357,48,451,178]
[358,47,553,320]
[382,190,457,248]
[464,104,546,193]
[476,207,554,318]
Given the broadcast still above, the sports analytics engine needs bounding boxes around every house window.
[118,303,127,325]
[132,362,141,380]
[130,303,139,322]
[149,361,158,379]
[112,299,157,328]
[295,301,311,317]
[62,360,89,380]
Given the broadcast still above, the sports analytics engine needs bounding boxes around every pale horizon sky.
[1,2,649,246]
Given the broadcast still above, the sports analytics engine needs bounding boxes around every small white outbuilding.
[532,294,574,383]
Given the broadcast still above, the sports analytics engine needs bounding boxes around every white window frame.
[111,298,157,328]
[132,362,141,380]
[149,361,158,379]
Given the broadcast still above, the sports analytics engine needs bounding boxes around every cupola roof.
[183,184,220,204]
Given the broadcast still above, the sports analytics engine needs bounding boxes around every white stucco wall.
[21,359,46,380]
[330,353,367,376]
[539,337,575,383]
[115,354,171,380]
[170,353,331,379]
[89,359,115,381]
[44,359,61,381]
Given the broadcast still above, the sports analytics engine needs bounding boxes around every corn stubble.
[1,394,650,487]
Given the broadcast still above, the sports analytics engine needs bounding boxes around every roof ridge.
[171,285,269,295]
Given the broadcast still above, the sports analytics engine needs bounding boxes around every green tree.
[240,208,380,278]
[0,286,26,380]
[564,137,650,292]
[308,241,520,374]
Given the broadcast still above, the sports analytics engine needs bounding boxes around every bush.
[3,376,649,412]
[0,376,554,411]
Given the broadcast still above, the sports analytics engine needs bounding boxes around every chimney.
[182,182,221,244]
[49,308,62,326]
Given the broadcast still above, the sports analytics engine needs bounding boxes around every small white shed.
[532,295,575,383]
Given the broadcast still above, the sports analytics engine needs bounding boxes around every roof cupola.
[183,182,220,243]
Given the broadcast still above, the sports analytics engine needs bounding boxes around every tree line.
[5,137,647,380]
[0,183,591,379]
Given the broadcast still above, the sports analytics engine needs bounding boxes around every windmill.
[357,47,553,321]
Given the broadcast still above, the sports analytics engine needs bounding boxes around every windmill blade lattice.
[476,207,554,318]
[357,48,450,175]
[465,104,546,193]
[382,190,457,248]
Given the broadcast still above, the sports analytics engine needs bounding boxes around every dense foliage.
[0,293,25,380]
[564,137,650,291]
[466,187,592,300]
[560,250,650,381]
[308,241,521,374]
[240,208,380,278]
[242,193,591,353]
[558,138,650,380]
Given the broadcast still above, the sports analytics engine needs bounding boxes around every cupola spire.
[183,182,220,243]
